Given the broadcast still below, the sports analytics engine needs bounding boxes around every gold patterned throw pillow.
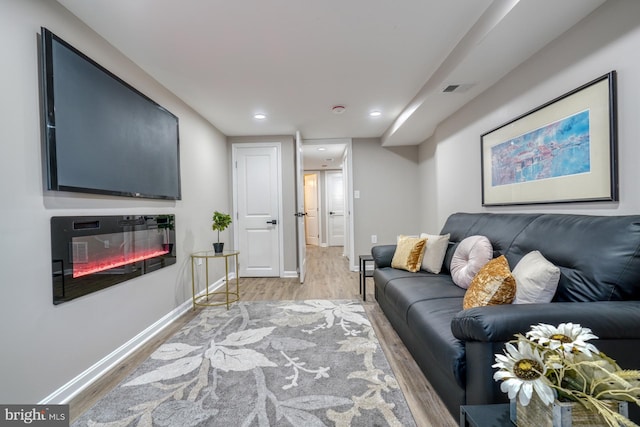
[391,235,428,273]
[463,255,516,309]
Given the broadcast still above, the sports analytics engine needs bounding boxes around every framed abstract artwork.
[481,71,617,206]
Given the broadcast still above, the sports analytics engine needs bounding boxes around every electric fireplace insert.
[51,215,176,304]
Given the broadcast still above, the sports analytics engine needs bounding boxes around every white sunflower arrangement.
[493,322,640,427]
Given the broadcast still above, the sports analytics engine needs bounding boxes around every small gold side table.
[190,250,240,310]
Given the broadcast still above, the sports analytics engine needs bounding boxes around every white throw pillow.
[450,235,493,289]
[419,233,450,274]
[512,250,560,304]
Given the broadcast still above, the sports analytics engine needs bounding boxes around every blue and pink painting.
[491,110,591,187]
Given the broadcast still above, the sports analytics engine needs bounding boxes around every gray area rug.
[73,300,416,426]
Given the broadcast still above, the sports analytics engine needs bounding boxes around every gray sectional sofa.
[372,212,640,421]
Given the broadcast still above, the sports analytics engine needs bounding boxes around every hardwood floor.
[70,246,457,427]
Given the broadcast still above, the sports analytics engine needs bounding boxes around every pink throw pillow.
[450,235,493,289]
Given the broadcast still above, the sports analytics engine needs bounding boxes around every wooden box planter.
[510,393,629,427]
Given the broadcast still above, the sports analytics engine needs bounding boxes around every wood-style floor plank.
[70,246,457,426]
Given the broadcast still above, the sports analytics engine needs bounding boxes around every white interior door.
[304,173,319,246]
[295,131,306,283]
[233,144,281,277]
[326,171,345,247]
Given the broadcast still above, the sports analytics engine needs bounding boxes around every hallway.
[240,246,364,301]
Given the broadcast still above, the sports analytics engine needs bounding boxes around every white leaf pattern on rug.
[281,300,370,336]
[150,343,202,361]
[280,350,330,389]
[217,326,276,346]
[73,300,416,427]
[123,355,203,386]
[206,345,277,372]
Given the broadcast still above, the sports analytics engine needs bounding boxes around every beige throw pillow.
[463,255,516,309]
[419,233,450,274]
[391,235,427,273]
[512,251,560,304]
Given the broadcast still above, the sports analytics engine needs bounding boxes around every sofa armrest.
[371,245,396,268]
[451,301,640,342]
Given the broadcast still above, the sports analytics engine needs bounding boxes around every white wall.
[352,138,420,257]
[418,0,640,232]
[0,0,229,403]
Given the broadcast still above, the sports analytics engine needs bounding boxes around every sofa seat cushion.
[383,276,466,321]
[406,298,466,387]
[373,267,433,293]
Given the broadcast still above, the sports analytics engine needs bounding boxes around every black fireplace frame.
[51,214,176,304]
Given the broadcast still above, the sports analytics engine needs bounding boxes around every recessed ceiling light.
[369,110,382,117]
[317,147,327,151]
[254,113,266,120]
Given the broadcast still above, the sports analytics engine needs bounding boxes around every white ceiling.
[302,142,347,171]
[55,0,605,148]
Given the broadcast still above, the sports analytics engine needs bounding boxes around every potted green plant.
[156,214,175,255]
[212,211,232,254]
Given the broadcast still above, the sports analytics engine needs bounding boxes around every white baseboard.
[282,270,299,279]
[40,275,233,404]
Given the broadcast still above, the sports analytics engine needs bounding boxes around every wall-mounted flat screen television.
[40,27,181,200]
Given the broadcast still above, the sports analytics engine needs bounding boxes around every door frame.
[301,138,355,269]
[295,131,306,283]
[344,141,355,270]
[231,142,284,277]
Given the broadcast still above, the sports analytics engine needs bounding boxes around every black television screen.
[40,27,181,200]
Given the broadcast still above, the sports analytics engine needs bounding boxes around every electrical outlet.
[371,235,377,244]
[104,240,110,249]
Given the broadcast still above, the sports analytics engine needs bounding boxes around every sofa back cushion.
[509,214,640,302]
[440,213,640,302]
[441,213,541,260]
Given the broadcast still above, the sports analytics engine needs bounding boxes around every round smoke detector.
[331,105,346,114]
